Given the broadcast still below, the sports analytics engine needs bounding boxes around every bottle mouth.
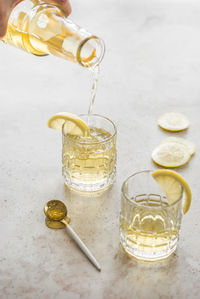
[77,36,105,67]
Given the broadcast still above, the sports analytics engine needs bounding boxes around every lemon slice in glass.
[161,137,196,156]
[152,142,191,168]
[47,112,90,136]
[158,112,190,132]
[152,169,192,214]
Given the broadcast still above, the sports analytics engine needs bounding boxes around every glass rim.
[121,170,183,210]
[62,113,117,145]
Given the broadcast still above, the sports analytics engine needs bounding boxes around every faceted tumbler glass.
[120,170,183,261]
[62,114,117,193]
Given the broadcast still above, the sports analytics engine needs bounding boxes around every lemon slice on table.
[47,112,90,136]
[152,142,191,168]
[161,136,196,156]
[152,169,192,214]
[158,112,190,132]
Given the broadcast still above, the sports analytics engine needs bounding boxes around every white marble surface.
[1,0,200,298]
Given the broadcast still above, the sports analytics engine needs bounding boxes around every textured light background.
[0,0,200,298]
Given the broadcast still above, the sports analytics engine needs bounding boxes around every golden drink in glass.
[120,171,183,261]
[62,114,117,193]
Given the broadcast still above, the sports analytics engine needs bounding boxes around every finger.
[53,0,72,16]
[0,11,9,39]
[0,0,18,39]
[64,0,71,16]
[0,24,7,39]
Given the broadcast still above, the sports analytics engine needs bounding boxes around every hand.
[0,0,71,39]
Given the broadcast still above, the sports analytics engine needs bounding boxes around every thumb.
[0,12,9,39]
[53,0,72,16]
[0,0,17,39]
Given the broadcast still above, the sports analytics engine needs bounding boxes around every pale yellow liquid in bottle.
[3,1,96,64]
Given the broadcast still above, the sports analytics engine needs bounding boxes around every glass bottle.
[3,0,105,67]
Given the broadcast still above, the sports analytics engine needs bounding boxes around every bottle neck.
[77,36,105,68]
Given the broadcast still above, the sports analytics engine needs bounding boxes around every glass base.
[63,169,116,194]
[120,233,177,261]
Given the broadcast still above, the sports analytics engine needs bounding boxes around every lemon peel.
[47,112,90,136]
[152,142,191,168]
[152,169,192,214]
[158,112,189,132]
[161,137,196,156]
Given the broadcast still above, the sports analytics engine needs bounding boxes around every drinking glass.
[120,170,183,261]
[62,114,117,193]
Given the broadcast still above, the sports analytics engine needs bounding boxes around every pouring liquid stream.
[86,64,100,129]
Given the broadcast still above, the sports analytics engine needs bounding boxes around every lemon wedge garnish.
[161,137,196,156]
[47,112,90,136]
[152,142,191,168]
[152,169,192,214]
[158,112,190,132]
